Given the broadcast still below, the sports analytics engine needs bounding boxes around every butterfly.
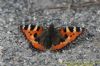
[20,24,84,51]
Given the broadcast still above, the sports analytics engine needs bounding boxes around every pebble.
[58,58,63,63]
[97,10,100,15]
[96,26,100,32]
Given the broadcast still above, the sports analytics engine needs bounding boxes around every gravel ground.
[0,0,100,66]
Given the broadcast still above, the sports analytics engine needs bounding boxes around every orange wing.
[50,26,83,51]
[20,24,45,51]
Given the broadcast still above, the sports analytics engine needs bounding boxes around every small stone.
[62,2,66,5]
[0,46,4,50]
[97,10,100,15]
[96,26,100,32]
[58,58,63,63]
[9,18,14,22]
[0,46,3,55]
[0,8,2,12]
[33,16,37,21]
[7,31,11,34]
[96,54,100,59]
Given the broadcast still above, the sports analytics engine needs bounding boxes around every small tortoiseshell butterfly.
[20,24,85,51]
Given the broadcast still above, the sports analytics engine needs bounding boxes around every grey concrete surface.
[0,0,100,66]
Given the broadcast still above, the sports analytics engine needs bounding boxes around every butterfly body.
[20,24,84,51]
